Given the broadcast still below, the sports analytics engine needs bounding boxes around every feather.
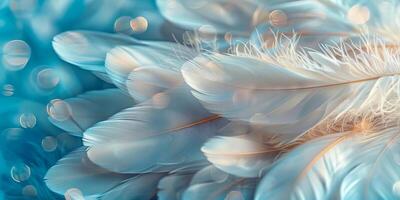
[156,0,257,35]
[99,174,164,200]
[48,89,135,136]
[44,148,133,198]
[105,41,196,100]
[83,87,227,173]
[182,166,257,200]
[182,38,400,144]
[53,31,139,72]
[158,173,194,200]
[256,127,400,200]
[202,134,276,178]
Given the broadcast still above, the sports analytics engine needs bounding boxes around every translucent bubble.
[393,181,400,197]
[22,185,37,197]
[41,136,58,152]
[47,99,71,121]
[19,113,36,128]
[225,191,244,200]
[347,4,370,25]
[10,163,31,182]
[2,40,31,71]
[2,84,14,96]
[65,188,85,200]
[36,68,60,89]
[114,16,133,34]
[269,10,288,27]
[130,16,148,33]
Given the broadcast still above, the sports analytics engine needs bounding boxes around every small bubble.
[2,40,31,71]
[22,185,37,197]
[2,84,14,96]
[114,16,133,34]
[225,191,244,200]
[10,163,31,182]
[130,16,148,33]
[269,10,288,27]
[19,113,36,128]
[393,181,400,197]
[41,136,58,152]
[47,99,71,121]
[347,4,370,25]
[65,188,84,200]
[36,68,60,89]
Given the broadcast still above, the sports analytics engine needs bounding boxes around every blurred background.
[0,0,168,199]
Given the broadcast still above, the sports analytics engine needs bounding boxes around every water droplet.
[41,136,58,152]
[22,185,37,197]
[2,40,31,71]
[393,181,400,197]
[269,10,288,27]
[2,84,14,96]
[65,188,85,200]
[47,99,71,121]
[225,191,244,200]
[36,68,60,89]
[19,113,36,128]
[130,16,148,33]
[347,4,370,25]
[10,163,31,182]
[114,16,133,34]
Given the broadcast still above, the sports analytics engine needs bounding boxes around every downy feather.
[48,89,135,136]
[84,87,227,173]
[182,36,400,145]
[202,134,276,178]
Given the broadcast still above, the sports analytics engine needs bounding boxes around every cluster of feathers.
[44,0,400,199]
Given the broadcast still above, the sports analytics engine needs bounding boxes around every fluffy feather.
[256,126,400,200]
[84,87,227,173]
[182,166,257,200]
[52,30,138,72]
[48,89,135,136]
[182,37,400,145]
[44,148,133,198]
[202,134,276,177]
[105,42,196,100]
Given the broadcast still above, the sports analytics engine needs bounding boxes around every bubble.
[10,163,31,182]
[41,136,58,152]
[114,16,133,34]
[19,113,36,128]
[347,4,370,25]
[269,10,288,27]
[22,185,37,197]
[393,181,400,197]
[198,25,217,42]
[130,16,148,33]
[2,84,14,96]
[2,40,31,71]
[65,188,85,200]
[225,191,244,200]
[224,32,233,42]
[47,99,71,121]
[36,68,60,89]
